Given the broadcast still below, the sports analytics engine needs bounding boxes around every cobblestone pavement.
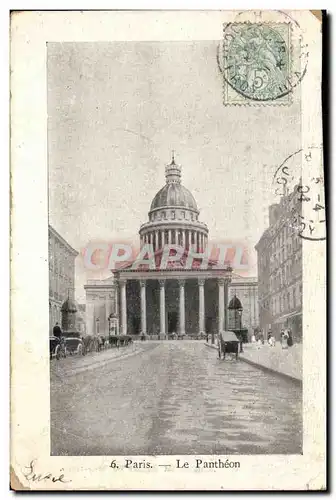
[50,341,302,456]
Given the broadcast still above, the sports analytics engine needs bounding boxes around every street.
[50,341,302,456]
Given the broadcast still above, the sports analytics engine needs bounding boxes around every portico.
[115,269,231,338]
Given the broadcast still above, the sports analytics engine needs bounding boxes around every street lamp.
[235,307,243,352]
[107,313,114,348]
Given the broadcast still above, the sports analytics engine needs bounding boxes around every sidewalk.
[205,341,302,383]
[240,342,302,383]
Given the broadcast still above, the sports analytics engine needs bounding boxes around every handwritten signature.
[23,459,71,484]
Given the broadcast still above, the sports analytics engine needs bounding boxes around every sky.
[47,42,301,302]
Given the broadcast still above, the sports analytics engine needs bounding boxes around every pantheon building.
[85,156,259,338]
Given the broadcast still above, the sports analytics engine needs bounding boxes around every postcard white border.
[10,10,326,490]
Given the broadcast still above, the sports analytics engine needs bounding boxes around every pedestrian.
[53,322,62,338]
[287,329,293,347]
[281,329,289,349]
[251,332,256,344]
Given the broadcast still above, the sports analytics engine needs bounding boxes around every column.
[120,279,127,335]
[182,230,186,250]
[224,277,231,331]
[198,279,205,335]
[155,231,159,252]
[168,229,172,244]
[175,229,178,245]
[187,230,191,249]
[140,280,147,336]
[161,230,165,247]
[159,279,166,336]
[179,279,186,336]
[218,278,225,334]
[115,284,119,335]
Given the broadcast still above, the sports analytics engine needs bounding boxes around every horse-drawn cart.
[49,336,67,360]
[218,331,240,360]
[64,336,83,356]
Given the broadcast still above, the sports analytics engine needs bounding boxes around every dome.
[150,154,198,212]
[61,297,78,313]
[228,295,243,310]
[150,183,198,211]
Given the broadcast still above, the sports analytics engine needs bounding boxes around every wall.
[49,226,78,333]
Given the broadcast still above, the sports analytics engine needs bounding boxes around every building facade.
[49,225,79,333]
[85,156,259,338]
[229,275,259,332]
[255,188,303,341]
[84,277,118,337]
[77,304,87,335]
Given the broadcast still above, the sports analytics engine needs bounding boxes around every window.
[171,210,175,219]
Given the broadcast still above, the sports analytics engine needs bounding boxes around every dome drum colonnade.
[115,155,232,338]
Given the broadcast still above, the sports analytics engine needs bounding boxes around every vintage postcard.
[11,10,326,490]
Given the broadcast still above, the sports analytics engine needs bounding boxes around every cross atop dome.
[165,150,181,184]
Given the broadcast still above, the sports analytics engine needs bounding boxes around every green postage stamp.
[223,23,293,105]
